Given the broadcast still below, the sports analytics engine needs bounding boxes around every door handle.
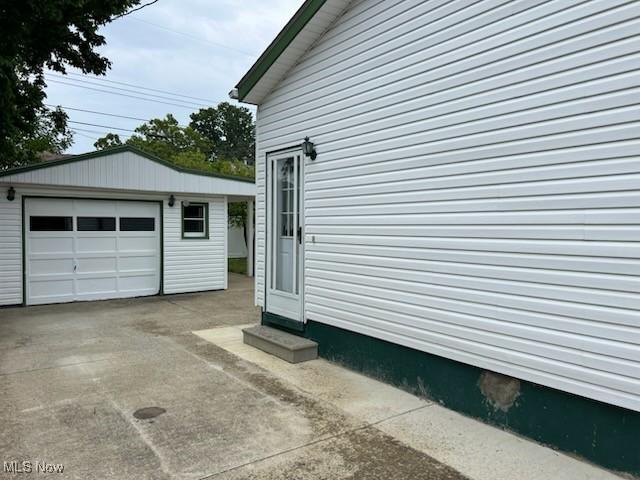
[297,226,302,244]
[73,264,77,272]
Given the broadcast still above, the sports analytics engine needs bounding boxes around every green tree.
[0,0,145,169]
[189,102,255,164]
[5,106,74,169]
[93,133,123,150]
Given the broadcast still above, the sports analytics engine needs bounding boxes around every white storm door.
[266,151,303,322]
[24,198,160,305]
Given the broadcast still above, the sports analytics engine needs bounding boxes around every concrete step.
[242,325,318,363]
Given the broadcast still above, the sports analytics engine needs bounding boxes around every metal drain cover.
[133,406,166,420]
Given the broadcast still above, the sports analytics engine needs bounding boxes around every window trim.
[181,202,209,239]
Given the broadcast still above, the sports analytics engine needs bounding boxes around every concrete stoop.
[242,325,318,363]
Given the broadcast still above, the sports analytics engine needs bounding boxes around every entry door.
[24,198,161,305]
[266,151,303,322]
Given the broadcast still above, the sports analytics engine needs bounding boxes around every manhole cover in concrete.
[133,407,166,420]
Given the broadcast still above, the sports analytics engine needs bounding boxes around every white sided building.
[232,0,640,475]
[0,145,255,306]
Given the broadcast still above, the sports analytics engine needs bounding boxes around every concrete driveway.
[0,274,466,480]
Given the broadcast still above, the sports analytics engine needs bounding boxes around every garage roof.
[0,145,255,197]
[233,0,351,104]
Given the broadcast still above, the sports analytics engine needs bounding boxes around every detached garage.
[0,146,255,306]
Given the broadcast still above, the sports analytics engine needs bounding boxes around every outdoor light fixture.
[6,186,15,202]
[302,136,317,160]
[168,194,175,207]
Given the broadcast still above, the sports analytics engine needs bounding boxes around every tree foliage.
[0,0,143,169]
[189,102,255,164]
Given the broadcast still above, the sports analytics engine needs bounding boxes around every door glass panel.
[275,157,296,293]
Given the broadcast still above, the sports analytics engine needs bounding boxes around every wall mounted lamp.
[6,186,15,202]
[302,136,317,160]
[168,194,175,207]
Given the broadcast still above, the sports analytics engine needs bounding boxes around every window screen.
[30,216,73,231]
[120,217,155,231]
[77,217,116,231]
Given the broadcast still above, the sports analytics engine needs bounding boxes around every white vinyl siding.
[163,197,227,294]
[254,0,640,411]
[0,192,22,305]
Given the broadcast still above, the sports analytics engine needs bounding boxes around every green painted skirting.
[262,311,305,332]
[271,318,639,476]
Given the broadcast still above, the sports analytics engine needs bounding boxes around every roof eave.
[234,0,327,104]
[0,145,255,184]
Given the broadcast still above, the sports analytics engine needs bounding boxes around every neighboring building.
[0,145,255,306]
[232,0,640,475]
[228,225,249,258]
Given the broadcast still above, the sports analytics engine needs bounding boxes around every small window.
[30,216,73,231]
[77,217,116,231]
[182,202,208,239]
[120,217,155,231]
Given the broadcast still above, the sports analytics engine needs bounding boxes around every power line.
[64,72,219,104]
[45,78,201,110]
[71,127,133,138]
[47,104,190,128]
[46,104,152,122]
[68,120,139,133]
[72,130,106,142]
[128,17,257,57]
[46,73,209,108]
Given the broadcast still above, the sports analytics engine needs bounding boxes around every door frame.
[21,195,164,306]
[264,146,305,325]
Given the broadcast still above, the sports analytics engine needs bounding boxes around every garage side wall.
[0,188,22,305]
[163,196,227,294]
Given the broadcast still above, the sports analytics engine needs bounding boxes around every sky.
[43,0,303,153]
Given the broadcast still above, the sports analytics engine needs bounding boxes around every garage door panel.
[120,256,157,271]
[29,237,73,254]
[25,198,160,305]
[29,279,74,300]
[119,275,158,292]
[30,258,74,275]
[76,277,118,296]
[76,236,117,253]
[118,236,157,251]
[77,257,117,274]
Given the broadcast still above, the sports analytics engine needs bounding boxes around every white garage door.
[25,198,161,305]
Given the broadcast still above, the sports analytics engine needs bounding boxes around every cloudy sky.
[43,0,302,153]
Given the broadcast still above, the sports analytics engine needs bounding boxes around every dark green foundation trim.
[268,317,640,476]
[261,311,305,333]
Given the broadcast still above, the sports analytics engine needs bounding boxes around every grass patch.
[228,257,247,275]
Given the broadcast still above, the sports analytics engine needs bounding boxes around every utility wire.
[48,104,190,128]
[128,17,257,57]
[64,72,219,104]
[47,104,151,122]
[46,73,209,108]
[45,78,201,110]
[68,120,139,133]
[71,126,133,138]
